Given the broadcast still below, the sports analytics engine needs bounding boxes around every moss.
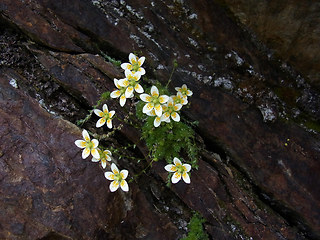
[274,87,300,107]
[181,213,209,240]
[304,119,320,133]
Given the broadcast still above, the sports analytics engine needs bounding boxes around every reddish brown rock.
[0,0,319,239]
[0,71,182,239]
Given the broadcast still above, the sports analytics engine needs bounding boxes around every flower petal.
[114,78,119,86]
[110,180,119,192]
[125,86,134,98]
[121,63,132,71]
[82,148,90,159]
[132,71,141,81]
[140,94,152,103]
[171,112,180,122]
[75,140,86,148]
[109,110,115,118]
[118,78,129,87]
[104,172,115,180]
[107,119,112,129]
[120,95,126,107]
[151,86,159,97]
[143,102,154,113]
[182,84,188,90]
[91,139,99,148]
[154,104,162,117]
[96,117,106,128]
[129,53,137,64]
[93,109,104,117]
[120,170,129,179]
[110,90,121,98]
[82,129,90,141]
[138,67,146,75]
[91,148,100,159]
[173,157,182,166]
[181,97,188,105]
[111,163,119,174]
[91,157,99,162]
[175,87,180,91]
[101,159,107,169]
[187,90,193,96]
[164,164,177,172]
[159,95,169,104]
[183,164,192,172]
[105,150,112,156]
[171,172,181,184]
[102,104,109,113]
[138,56,145,66]
[135,83,144,93]
[154,116,161,127]
[124,69,133,79]
[182,172,191,184]
[146,109,156,116]
[120,180,129,192]
[160,112,170,122]
[174,104,182,111]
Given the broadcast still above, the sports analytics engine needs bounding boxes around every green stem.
[129,158,156,183]
[166,59,178,88]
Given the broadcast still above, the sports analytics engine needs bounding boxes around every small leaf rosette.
[104,163,129,192]
[93,104,115,128]
[140,86,169,117]
[121,53,146,75]
[74,129,100,159]
[92,149,112,169]
[165,157,191,184]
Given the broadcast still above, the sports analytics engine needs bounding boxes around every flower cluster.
[75,52,194,191]
[140,84,192,128]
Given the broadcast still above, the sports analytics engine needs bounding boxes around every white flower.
[161,97,182,122]
[165,157,191,184]
[104,163,129,192]
[92,149,112,169]
[140,86,169,117]
[121,53,146,75]
[175,84,193,97]
[118,70,144,98]
[110,78,133,107]
[93,104,115,128]
[75,129,100,159]
[146,109,162,127]
[172,92,188,105]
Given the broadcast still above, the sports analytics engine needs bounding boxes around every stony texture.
[0,70,183,240]
[0,0,319,239]
[216,0,320,87]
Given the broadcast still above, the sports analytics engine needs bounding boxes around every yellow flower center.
[152,97,160,105]
[86,141,93,149]
[176,165,185,174]
[114,172,123,182]
[132,62,140,72]
[181,89,188,96]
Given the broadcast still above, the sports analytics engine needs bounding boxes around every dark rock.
[216,0,320,87]
[0,72,180,239]
[0,0,319,239]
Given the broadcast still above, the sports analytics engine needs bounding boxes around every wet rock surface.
[0,0,319,239]
[216,0,320,87]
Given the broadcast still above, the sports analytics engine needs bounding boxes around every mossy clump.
[181,213,209,240]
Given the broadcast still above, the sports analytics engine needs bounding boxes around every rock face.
[216,0,320,87]
[0,0,319,239]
